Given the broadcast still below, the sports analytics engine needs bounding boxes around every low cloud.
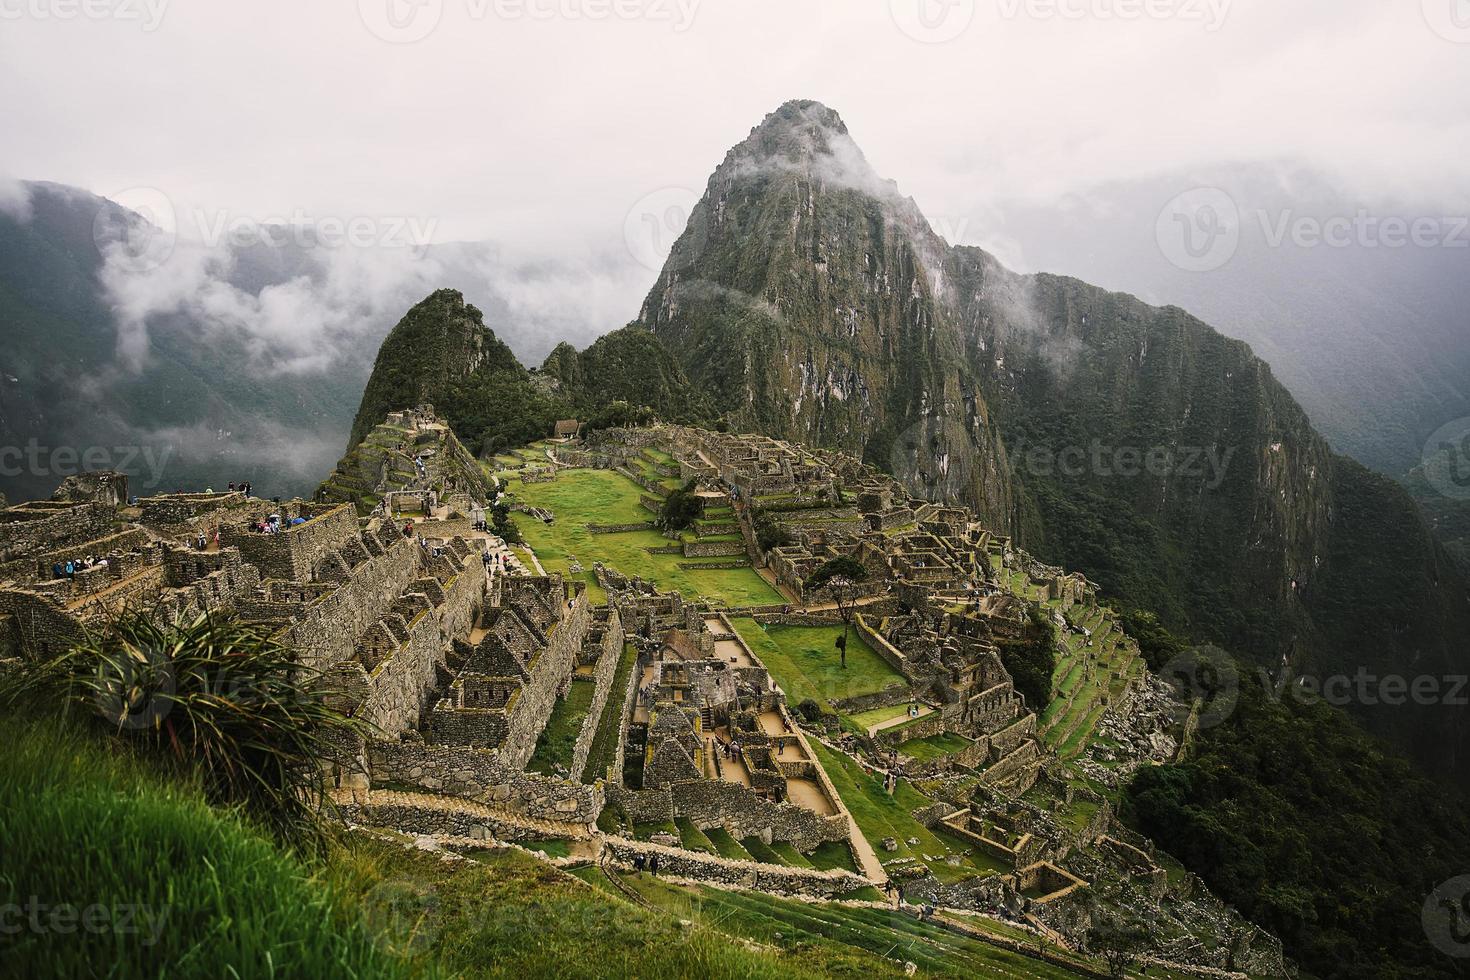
[0,176,32,222]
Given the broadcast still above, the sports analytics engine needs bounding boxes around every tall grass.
[0,715,412,979]
[0,611,369,845]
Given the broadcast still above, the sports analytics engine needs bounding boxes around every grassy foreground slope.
[0,715,405,979]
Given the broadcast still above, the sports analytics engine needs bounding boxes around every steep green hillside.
[348,292,714,458]
[540,324,715,426]
[348,288,526,450]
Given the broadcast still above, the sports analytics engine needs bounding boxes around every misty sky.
[4,0,1466,257]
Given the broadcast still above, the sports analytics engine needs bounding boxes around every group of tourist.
[249,513,307,535]
[189,531,218,551]
[51,555,108,579]
[630,853,661,876]
[226,482,254,497]
[719,738,744,763]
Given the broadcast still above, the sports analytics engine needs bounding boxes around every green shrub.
[1,611,366,844]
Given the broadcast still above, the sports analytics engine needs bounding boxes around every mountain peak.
[719,100,893,199]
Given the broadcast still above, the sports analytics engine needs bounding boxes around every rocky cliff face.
[637,100,1470,775]
[638,101,1014,529]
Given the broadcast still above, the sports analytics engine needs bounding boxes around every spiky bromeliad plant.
[1,610,368,847]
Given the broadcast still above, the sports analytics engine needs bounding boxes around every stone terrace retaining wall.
[499,595,592,768]
[610,779,849,852]
[570,609,625,781]
[831,685,915,716]
[682,539,745,559]
[603,837,869,897]
[855,614,914,678]
[222,504,359,583]
[367,739,603,825]
[0,502,114,569]
[752,611,844,627]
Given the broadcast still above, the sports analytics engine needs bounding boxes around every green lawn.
[704,826,754,861]
[527,680,597,775]
[727,618,907,713]
[845,702,917,732]
[897,732,975,763]
[811,741,1001,885]
[509,469,780,607]
[676,817,716,854]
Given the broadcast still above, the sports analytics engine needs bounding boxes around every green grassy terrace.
[509,468,780,607]
[526,678,597,775]
[727,617,907,714]
[810,741,1010,884]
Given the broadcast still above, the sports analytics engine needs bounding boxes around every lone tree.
[804,555,868,669]
[658,479,702,534]
[1089,913,1151,978]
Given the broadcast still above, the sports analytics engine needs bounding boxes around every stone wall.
[854,614,914,678]
[270,533,424,671]
[0,501,114,569]
[0,588,84,657]
[831,685,915,717]
[602,837,870,897]
[570,610,625,782]
[222,504,358,583]
[682,539,746,559]
[608,646,645,786]
[367,739,603,825]
[610,778,849,852]
[499,594,592,768]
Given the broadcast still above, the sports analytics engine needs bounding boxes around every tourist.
[51,562,62,579]
[633,854,646,875]
[648,854,660,877]
[64,560,74,578]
